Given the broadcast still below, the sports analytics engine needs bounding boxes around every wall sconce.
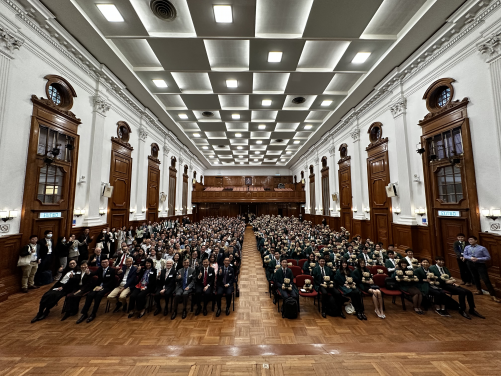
[352,207,358,213]
[142,208,147,213]
[74,209,84,217]
[482,208,501,220]
[364,207,370,213]
[158,208,162,212]
[415,208,426,216]
[394,207,401,215]
[329,207,333,212]
[129,208,136,214]
[0,210,17,222]
[99,208,106,216]
[416,143,425,154]
[336,207,341,212]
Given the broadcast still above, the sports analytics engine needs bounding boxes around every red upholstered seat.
[290,266,302,278]
[298,259,308,269]
[370,265,388,275]
[373,274,406,310]
[287,259,298,266]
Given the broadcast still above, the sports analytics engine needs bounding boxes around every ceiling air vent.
[275,139,283,143]
[292,97,306,104]
[218,145,225,148]
[202,111,214,117]
[150,0,177,21]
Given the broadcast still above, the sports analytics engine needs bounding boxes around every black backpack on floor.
[282,297,298,319]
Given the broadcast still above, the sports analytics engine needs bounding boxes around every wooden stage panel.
[0,226,500,375]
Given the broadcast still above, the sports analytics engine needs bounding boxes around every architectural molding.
[0,20,24,58]
[350,128,361,143]
[138,126,148,142]
[92,95,111,116]
[478,28,501,62]
[390,98,407,118]
[163,145,170,156]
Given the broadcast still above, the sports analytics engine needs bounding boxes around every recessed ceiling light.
[258,124,266,130]
[209,156,214,158]
[226,79,238,88]
[255,151,260,154]
[96,4,124,22]
[254,159,258,161]
[178,114,188,119]
[213,5,232,23]
[256,140,262,144]
[240,162,244,164]
[294,140,300,144]
[152,79,168,88]
[193,133,200,137]
[202,146,208,150]
[214,161,218,164]
[304,125,313,130]
[237,146,243,149]
[232,114,240,119]
[238,155,243,158]
[235,133,242,137]
[321,100,332,107]
[352,52,371,64]
[286,151,292,154]
[262,99,272,106]
[281,158,285,161]
[268,51,283,63]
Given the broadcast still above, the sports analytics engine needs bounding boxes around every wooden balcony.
[192,190,306,203]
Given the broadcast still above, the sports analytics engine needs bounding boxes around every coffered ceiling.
[36,0,466,168]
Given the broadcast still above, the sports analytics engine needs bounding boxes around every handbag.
[344,302,355,315]
[17,254,31,267]
[385,277,397,290]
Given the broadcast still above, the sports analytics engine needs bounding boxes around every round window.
[48,84,62,105]
[436,87,451,108]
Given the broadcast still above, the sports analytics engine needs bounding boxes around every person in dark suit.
[312,258,345,318]
[274,259,298,300]
[78,228,93,264]
[128,258,156,319]
[154,259,176,316]
[108,257,137,313]
[171,259,195,320]
[430,256,485,320]
[194,258,215,316]
[76,258,116,324]
[61,261,93,321]
[216,257,235,317]
[88,247,103,267]
[35,230,54,286]
[31,260,79,323]
[453,233,472,285]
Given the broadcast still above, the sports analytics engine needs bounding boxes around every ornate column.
[161,144,170,215]
[176,156,184,216]
[187,161,193,214]
[82,95,111,226]
[0,23,24,214]
[351,127,365,220]
[328,140,339,217]
[303,162,310,214]
[390,96,417,225]
[314,156,322,215]
[478,30,501,168]
[133,125,148,220]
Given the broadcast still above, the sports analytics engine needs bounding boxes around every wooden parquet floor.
[1,225,501,375]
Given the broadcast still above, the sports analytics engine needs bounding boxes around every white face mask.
[103,231,107,234]
[47,234,52,238]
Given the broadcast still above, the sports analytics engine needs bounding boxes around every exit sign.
[40,212,62,219]
[438,210,460,217]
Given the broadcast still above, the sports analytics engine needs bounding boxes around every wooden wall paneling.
[338,157,352,233]
[146,157,160,223]
[352,219,362,237]
[321,160,330,216]
[182,166,188,215]
[108,137,133,229]
[419,81,480,262]
[478,233,501,295]
[0,234,22,301]
[366,126,392,248]
[168,158,177,216]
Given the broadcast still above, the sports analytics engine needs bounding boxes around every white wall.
[204,167,292,176]
[292,1,501,234]
[0,0,205,236]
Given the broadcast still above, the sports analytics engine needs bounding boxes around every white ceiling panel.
[219,95,249,110]
[111,39,161,68]
[297,41,351,72]
[156,94,187,110]
[253,73,290,94]
[324,73,364,93]
[256,0,314,38]
[204,40,250,71]
[251,111,278,122]
[129,0,196,37]
[171,73,213,93]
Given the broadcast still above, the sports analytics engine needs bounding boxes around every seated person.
[88,247,103,267]
[216,257,235,317]
[194,258,215,316]
[108,257,137,313]
[154,259,176,316]
[430,256,484,320]
[274,259,298,300]
[61,261,92,321]
[415,258,449,317]
[266,251,281,281]
[128,258,157,319]
[31,260,79,323]
[392,259,423,314]
[335,259,365,321]
[353,258,384,319]
[384,250,398,274]
[76,258,116,324]
[302,253,317,275]
[171,259,195,320]
[312,258,345,318]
